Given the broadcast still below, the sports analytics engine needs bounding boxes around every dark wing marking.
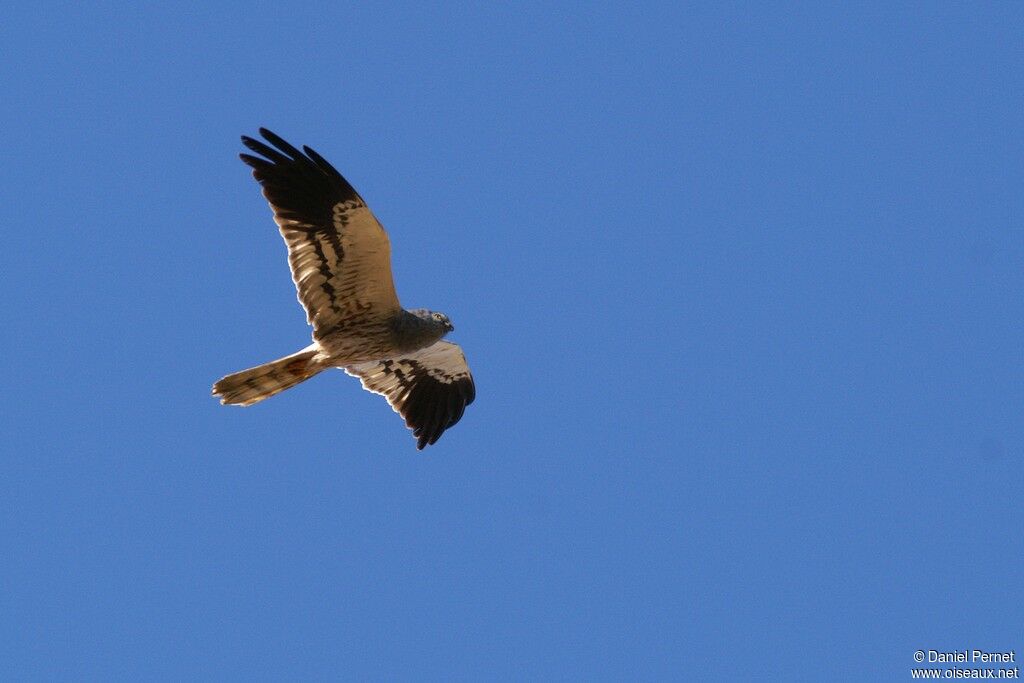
[240,128,401,338]
[344,341,475,450]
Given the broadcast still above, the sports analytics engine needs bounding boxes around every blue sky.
[2,3,1022,680]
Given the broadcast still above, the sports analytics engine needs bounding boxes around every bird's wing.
[240,128,401,339]
[344,341,475,450]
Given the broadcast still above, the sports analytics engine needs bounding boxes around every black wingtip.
[302,145,345,181]
[238,153,270,169]
[257,128,304,158]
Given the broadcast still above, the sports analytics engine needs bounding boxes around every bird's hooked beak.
[446,322,455,332]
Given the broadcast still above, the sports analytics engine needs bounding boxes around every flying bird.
[212,128,475,449]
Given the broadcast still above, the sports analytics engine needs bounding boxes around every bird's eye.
[433,313,442,321]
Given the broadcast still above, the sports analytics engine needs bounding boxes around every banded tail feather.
[213,345,321,406]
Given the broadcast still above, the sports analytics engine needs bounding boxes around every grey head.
[408,308,455,333]
[393,308,455,353]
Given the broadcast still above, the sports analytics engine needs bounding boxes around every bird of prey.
[212,128,475,450]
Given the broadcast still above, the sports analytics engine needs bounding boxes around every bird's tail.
[213,345,322,406]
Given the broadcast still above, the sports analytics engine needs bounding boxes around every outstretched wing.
[240,128,401,339]
[344,341,476,450]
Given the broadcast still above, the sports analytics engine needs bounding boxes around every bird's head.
[411,309,455,334]
[430,311,455,333]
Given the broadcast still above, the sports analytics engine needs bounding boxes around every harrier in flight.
[213,129,475,449]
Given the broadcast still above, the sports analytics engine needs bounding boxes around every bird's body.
[213,129,474,449]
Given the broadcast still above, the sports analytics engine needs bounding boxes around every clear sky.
[2,3,1022,680]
